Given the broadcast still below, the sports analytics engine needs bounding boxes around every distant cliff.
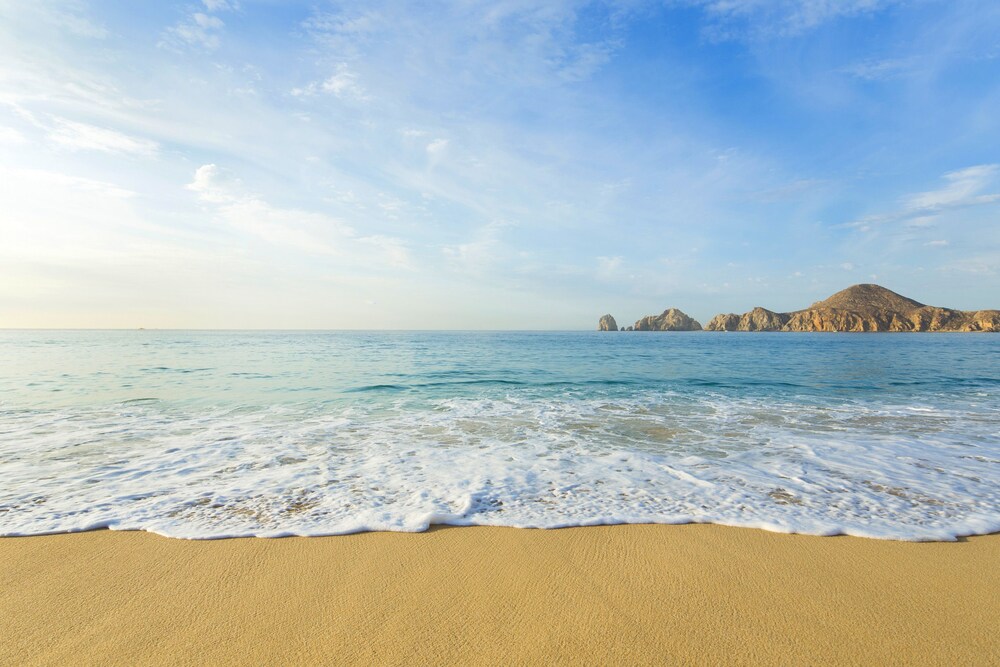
[704,284,1000,332]
[633,308,702,331]
[597,308,701,332]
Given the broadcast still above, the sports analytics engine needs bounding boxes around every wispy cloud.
[441,220,513,275]
[47,118,159,155]
[685,0,900,41]
[292,63,369,101]
[301,2,635,90]
[596,255,624,281]
[848,164,1000,230]
[905,164,1000,211]
[186,163,243,203]
[0,1,109,40]
[186,164,412,268]
[202,0,238,11]
[160,0,236,51]
[0,126,27,145]
[841,56,918,81]
[162,13,225,50]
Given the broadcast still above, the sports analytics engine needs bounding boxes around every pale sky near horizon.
[1,0,999,329]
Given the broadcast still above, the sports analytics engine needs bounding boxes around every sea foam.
[1,331,998,540]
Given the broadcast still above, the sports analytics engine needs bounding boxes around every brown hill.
[808,284,924,314]
[705,284,1000,332]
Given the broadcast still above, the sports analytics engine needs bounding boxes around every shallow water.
[1,330,998,540]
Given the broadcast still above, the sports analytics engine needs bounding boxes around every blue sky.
[1,0,998,328]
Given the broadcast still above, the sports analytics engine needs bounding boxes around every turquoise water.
[1,330,998,540]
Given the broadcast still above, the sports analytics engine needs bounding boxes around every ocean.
[1,330,998,540]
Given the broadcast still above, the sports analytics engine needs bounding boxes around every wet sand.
[1,524,998,665]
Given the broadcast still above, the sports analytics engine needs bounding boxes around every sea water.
[1,330,998,540]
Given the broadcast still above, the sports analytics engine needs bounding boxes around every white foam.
[1,392,999,541]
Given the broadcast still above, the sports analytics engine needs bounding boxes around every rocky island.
[633,308,702,331]
[600,284,1000,332]
[597,308,702,331]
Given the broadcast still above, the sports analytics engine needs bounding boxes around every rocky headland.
[600,284,1000,333]
[633,308,702,331]
[706,284,1000,332]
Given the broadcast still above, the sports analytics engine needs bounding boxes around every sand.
[1,525,998,666]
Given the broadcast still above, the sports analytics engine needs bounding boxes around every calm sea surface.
[1,330,998,540]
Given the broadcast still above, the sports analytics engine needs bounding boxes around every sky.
[1,0,999,329]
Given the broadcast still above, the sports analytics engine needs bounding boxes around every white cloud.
[687,0,899,40]
[426,138,449,165]
[377,194,405,219]
[0,126,27,145]
[598,255,622,271]
[925,239,949,247]
[51,9,108,39]
[162,12,226,50]
[202,0,238,11]
[0,166,140,269]
[2,166,134,203]
[842,57,917,81]
[321,69,362,97]
[442,220,511,274]
[186,164,411,268]
[302,3,631,90]
[292,64,368,101]
[0,2,109,40]
[848,164,1000,229]
[360,235,412,269]
[905,164,1000,211]
[840,262,855,270]
[47,118,159,155]
[186,163,243,203]
[596,255,623,280]
[426,138,449,153]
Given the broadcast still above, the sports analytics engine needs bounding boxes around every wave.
[2,392,998,541]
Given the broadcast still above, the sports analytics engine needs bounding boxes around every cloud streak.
[47,118,159,155]
[187,164,412,269]
[849,164,1000,231]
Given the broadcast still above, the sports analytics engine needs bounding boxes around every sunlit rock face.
[705,313,740,331]
[597,314,618,331]
[632,308,702,331]
[705,284,1000,332]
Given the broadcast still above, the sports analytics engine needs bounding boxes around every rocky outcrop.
[965,310,1000,331]
[597,314,618,331]
[706,284,1000,332]
[705,313,740,331]
[705,307,788,331]
[738,307,789,331]
[633,308,702,331]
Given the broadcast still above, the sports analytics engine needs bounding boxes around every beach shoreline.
[2,524,998,666]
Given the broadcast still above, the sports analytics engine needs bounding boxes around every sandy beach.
[1,525,997,666]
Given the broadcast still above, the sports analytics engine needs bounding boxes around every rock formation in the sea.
[704,307,788,331]
[705,313,740,331]
[597,314,618,331]
[705,284,1000,332]
[633,308,702,331]
[740,307,789,332]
